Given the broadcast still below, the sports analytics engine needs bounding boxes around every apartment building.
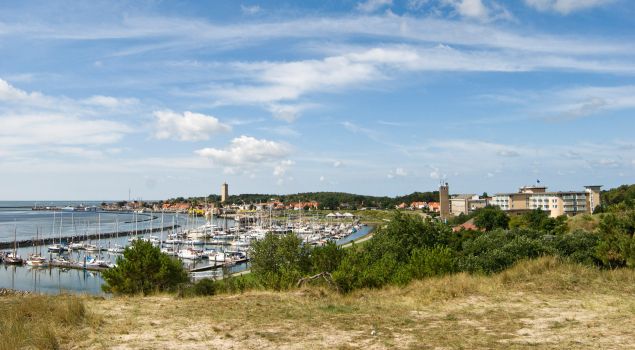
[490,185,601,218]
[449,194,477,216]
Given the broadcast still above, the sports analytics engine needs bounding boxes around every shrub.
[249,232,311,290]
[311,241,345,273]
[102,240,189,295]
[553,230,600,265]
[459,230,553,273]
[192,278,216,296]
[406,245,457,279]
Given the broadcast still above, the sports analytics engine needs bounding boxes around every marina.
[0,201,372,295]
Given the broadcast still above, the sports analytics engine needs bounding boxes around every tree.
[473,206,509,231]
[102,240,189,295]
[249,233,311,290]
[311,241,344,273]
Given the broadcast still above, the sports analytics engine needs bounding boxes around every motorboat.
[178,247,202,260]
[68,242,85,250]
[47,243,68,253]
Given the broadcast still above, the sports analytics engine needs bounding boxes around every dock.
[188,258,249,272]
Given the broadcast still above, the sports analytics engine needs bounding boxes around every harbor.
[0,201,373,295]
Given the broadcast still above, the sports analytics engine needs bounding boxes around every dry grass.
[567,213,602,232]
[4,257,635,349]
[0,293,100,350]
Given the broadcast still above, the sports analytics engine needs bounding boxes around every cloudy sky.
[0,0,633,200]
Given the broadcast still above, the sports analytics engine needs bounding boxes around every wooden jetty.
[189,258,249,273]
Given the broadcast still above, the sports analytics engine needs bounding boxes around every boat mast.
[59,211,63,246]
[13,224,17,256]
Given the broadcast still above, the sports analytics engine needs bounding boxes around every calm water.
[0,201,188,243]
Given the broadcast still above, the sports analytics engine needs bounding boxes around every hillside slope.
[2,257,634,349]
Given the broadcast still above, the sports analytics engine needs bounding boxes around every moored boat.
[26,254,48,267]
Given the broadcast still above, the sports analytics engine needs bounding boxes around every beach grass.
[0,293,100,350]
[86,257,635,349]
[3,257,635,349]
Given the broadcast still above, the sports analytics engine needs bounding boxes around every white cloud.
[195,135,290,168]
[556,86,635,118]
[524,0,613,14]
[443,0,489,20]
[0,114,130,146]
[6,13,629,57]
[395,167,408,176]
[497,150,520,157]
[387,167,408,178]
[407,0,431,10]
[82,95,138,108]
[333,160,343,168]
[0,78,137,160]
[273,160,294,177]
[319,175,325,182]
[209,45,635,117]
[357,0,393,13]
[0,78,47,104]
[240,5,262,15]
[267,103,311,122]
[154,110,231,141]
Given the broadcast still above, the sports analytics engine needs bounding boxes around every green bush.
[102,240,189,295]
[311,241,345,273]
[553,230,600,265]
[333,213,453,291]
[406,245,457,279]
[192,278,216,296]
[214,273,263,294]
[249,232,311,290]
[459,230,552,273]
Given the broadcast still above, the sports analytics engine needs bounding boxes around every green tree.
[310,241,344,273]
[102,240,189,295]
[473,206,509,231]
[249,232,311,290]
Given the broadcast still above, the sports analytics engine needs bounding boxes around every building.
[288,201,319,210]
[489,185,601,218]
[449,194,476,216]
[439,183,450,220]
[221,182,229,203]
[410,201,428,210]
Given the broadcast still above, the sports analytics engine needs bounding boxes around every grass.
[567,213,602,232]
[3,257,635,349]
[0,293,100,350]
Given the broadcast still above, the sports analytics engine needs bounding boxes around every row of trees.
[162,191,440,210]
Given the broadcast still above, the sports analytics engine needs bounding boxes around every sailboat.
[4,224,24,265]
[26,227,48,267]
[48,211,68,253]
[84,214,103,252]
[107,216,124,254]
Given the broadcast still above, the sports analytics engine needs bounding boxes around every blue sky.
[0,0,633,200]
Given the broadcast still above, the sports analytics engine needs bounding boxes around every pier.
[0,225,180,250]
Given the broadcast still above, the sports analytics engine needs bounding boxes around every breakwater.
[0,225,180,250]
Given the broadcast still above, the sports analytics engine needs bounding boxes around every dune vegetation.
[2,256,635,349]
